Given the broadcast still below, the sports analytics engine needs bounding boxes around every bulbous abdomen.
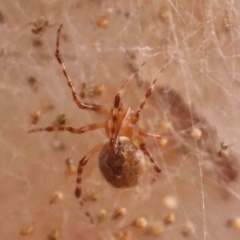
[99,136,145,188]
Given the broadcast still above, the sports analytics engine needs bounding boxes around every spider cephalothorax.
[29,25,168,200]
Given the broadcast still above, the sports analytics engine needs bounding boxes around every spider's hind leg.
[133,135,161,173]
[139,142,161,173]
[75,143,104,200]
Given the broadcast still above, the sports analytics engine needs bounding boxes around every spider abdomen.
[99,136,145,188]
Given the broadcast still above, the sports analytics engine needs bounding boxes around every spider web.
[0,0,240,239]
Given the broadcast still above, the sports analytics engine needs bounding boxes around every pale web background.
[1,0,240,240]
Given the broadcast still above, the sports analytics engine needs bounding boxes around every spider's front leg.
[55,25,109,117]
[131,58,171,125]
[109,63,146,153]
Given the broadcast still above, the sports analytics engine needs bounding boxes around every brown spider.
[29,25,169,199]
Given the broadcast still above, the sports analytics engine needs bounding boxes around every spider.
[29,25,169,199]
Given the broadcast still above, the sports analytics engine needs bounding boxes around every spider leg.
[55,25,109,116]
[28,122,105,134]
[132,58,170,125]
[139,142,161,173]
[133,135,161,173]
[138,129,164,139]
[75,143,104,199]
[137,129,170,148]
[109,64,145,152]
